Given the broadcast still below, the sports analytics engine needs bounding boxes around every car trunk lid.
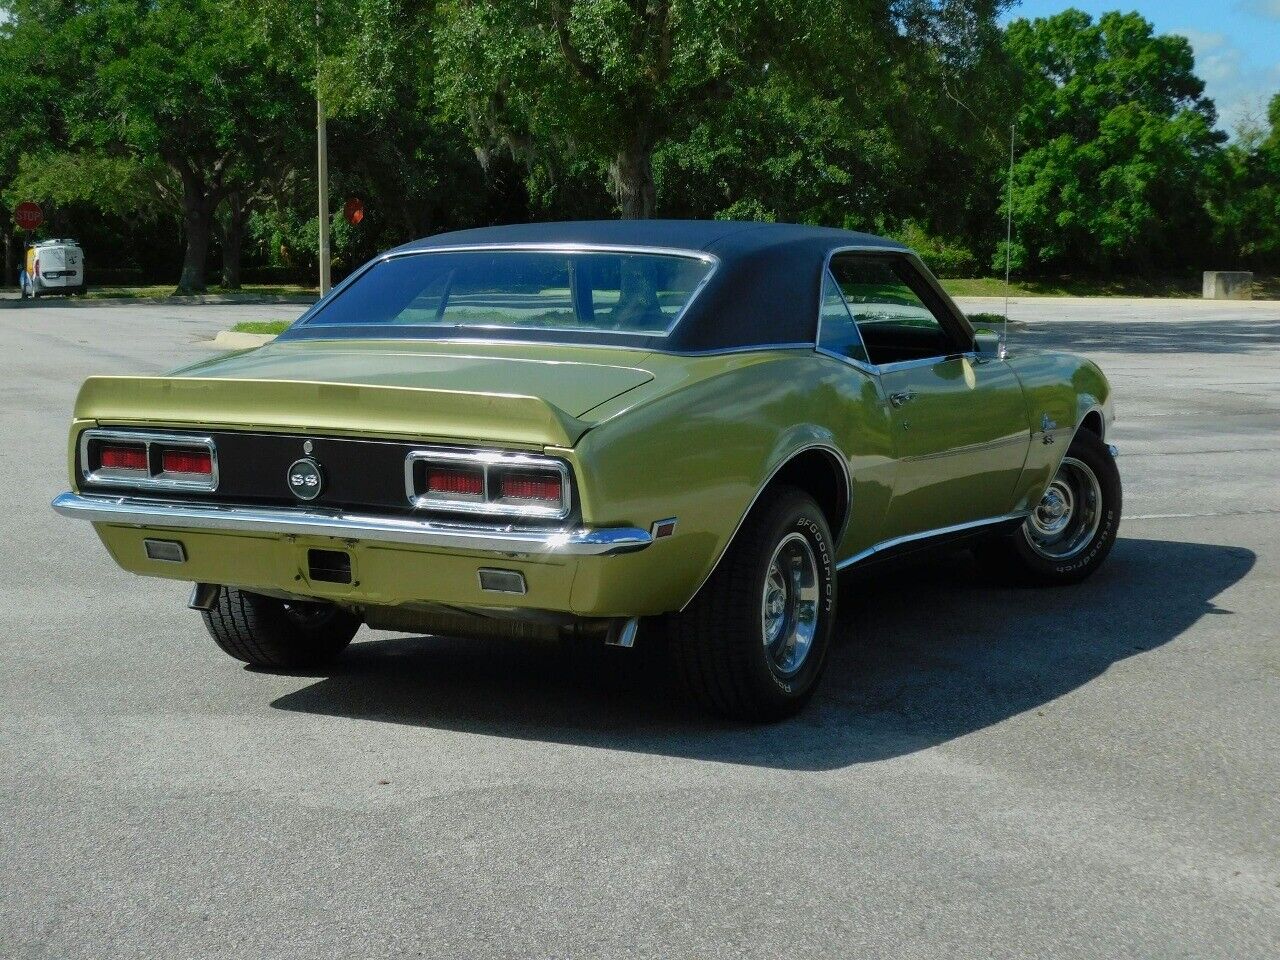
[76,340,660,448]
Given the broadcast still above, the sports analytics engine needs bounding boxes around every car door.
[828,252,1030,542]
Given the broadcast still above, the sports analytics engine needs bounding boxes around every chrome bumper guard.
[51,492,652,557]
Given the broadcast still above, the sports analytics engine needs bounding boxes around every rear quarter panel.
[557,350,896,614]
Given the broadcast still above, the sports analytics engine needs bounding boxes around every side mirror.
[973,327,1007,360]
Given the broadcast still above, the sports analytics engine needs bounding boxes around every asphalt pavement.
[1,294,1278,958]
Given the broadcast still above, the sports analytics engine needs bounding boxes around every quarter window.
[828,255,957,365]
[817,269,870,364]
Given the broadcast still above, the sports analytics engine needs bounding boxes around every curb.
[206,331,277,350]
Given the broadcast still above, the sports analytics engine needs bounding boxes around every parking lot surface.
[2,295,1278,958]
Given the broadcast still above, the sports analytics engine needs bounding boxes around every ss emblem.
[287,458,324,501]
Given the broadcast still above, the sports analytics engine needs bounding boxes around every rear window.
[300,249,715,338]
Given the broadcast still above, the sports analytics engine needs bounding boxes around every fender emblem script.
[1040,413,1058,444]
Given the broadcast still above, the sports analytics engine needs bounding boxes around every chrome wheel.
[1023,456,1103,561]
[761,532,820,677]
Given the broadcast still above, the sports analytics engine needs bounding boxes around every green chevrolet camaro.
[53,220,1120,720]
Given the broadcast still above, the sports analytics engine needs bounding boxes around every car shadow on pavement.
[269,536,1254,770]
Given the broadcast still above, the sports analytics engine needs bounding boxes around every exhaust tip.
[188,582,220,611]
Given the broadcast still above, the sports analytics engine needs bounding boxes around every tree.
[1,0,310,292]
[653,1,1014,245]
[436,1,1013,221]
[1002,9,1225,273]
[1208,93,1280,270]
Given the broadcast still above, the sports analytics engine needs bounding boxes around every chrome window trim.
[271,335,817,358]
[404,448,572,521]
[296,243,721,341]
[664,342,815,357]
[874,352,980,375]
[818,247,977,372]
[51,492,650,557]
[79,429,219,493]
[814,345,879,376]
[835,512,1029,570]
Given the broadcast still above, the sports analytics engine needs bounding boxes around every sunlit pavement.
[2,298,1277,958]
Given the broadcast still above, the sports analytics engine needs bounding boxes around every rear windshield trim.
[290,243,720,342]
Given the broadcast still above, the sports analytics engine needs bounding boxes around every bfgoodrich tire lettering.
[985,430,1121,585]
[668,486,837,721]
[202,586,360,668]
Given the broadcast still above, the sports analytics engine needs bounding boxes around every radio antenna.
[1002,122,1016,356]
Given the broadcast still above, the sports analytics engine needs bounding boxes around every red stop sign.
[14,201,44,231]
[344,198,364,225]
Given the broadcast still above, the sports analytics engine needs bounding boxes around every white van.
[21,239,85,298]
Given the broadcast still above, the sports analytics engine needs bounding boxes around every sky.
[1004,1,1280,132]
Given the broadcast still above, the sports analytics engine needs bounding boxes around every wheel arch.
[1076,406,1105,442]
[678,441,850,612]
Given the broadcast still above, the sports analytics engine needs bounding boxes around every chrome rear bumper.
[51,492,652,557]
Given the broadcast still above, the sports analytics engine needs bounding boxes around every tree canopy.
[0,2,1277,291]
[1003,9,1226,272]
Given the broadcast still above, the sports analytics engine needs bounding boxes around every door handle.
[889,390,916,408]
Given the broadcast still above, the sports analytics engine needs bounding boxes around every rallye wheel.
[985,429,1121,585]
[669,486,837,721]
[202,587,360,668]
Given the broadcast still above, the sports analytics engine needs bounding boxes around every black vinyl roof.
[307,220,909,352]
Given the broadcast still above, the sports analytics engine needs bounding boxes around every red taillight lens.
[161,448,212,475]
[426,467,484,497]
[500,472,562,503]
[100,444,147,471]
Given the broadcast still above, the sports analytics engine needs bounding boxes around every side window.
[828,255,957,365]
[817,269,869,364]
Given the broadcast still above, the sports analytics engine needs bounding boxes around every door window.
[828,255,959,365]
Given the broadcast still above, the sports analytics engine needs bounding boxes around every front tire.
[202,587,360,668]
[669,486,837,721]
[984,430,1121,585]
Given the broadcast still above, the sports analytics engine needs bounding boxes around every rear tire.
[668,486,837,721]
[980,429,1121,585]
[202,587,360,668]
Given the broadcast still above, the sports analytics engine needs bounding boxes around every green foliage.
[1208,93,1280,269]
[3,151,165,218]
[231,320,293,335]
[1002,9,1226,273]
[892,223,980,278]
[0,1,1276,287]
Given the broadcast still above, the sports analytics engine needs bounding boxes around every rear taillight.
[100,444,147,471]
[406,451,571,519]
[426,467,484,497]
[82,430,217,491]
[500,472,562,504]
[160,448,213,475]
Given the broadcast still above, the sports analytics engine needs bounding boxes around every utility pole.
[317,96,330,295]
[315,3,330,295]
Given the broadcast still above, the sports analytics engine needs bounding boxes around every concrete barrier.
[1203,271,1253,300]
